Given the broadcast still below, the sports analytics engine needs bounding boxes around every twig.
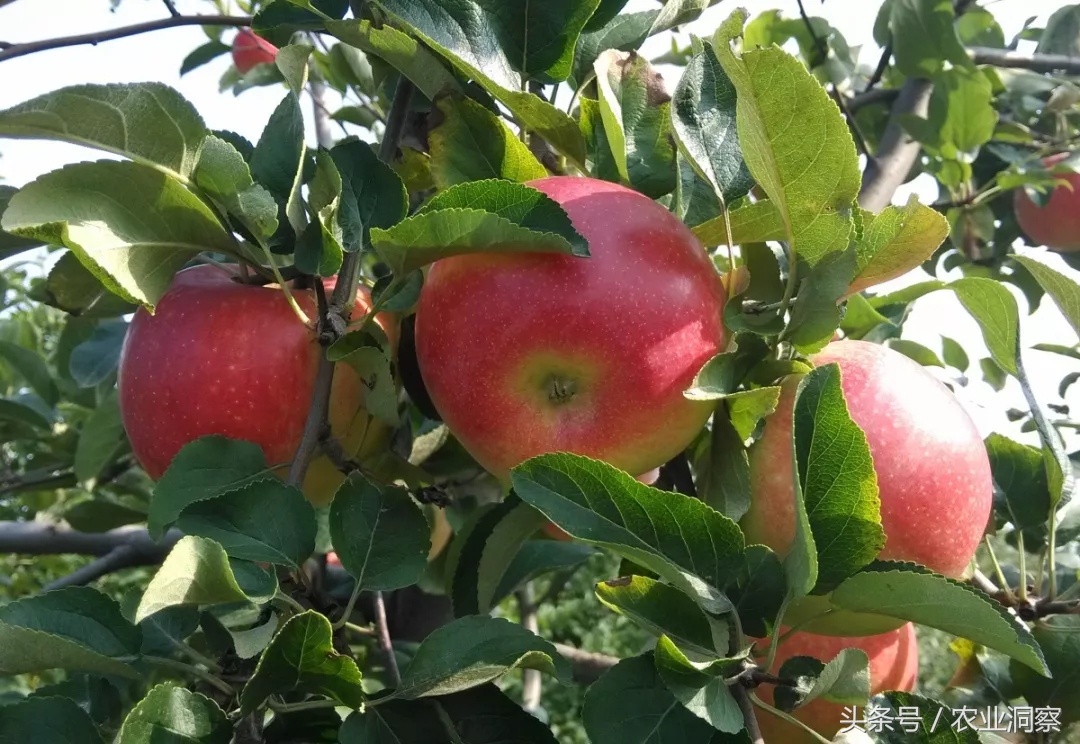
[865,43,893,93]
[971,568,1000,595]
[552,643,619,683]
[858,78,934,212]
[308,53,336,149]
[849,87,899,111]
[374,591,401,687]
[518,585,543,711]
[145,656,235,697]
[44,545,140,591]
[0,15,251,64]
[0,522,180,558]
[161,0,180,18]
[735,684,766,744]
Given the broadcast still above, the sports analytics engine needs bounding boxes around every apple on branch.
[414,176,726,482]
[1014,152,1080,253]
[231,28,278,74]
[117,265,396,507]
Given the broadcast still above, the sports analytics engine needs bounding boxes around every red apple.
[741,340,992,634]
[326,551,342,567]
[414,176,724,479]
[1014,152,1080,252]
[232,28,278,74]
[754,624,918,743]
[118,265,396,506]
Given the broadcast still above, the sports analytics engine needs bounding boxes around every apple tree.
[0,0,1079,742]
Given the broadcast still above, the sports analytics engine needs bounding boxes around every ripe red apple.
[118,265,396,506]
[741,340,992,635]
[232,28,278,74]
[326,551,342,567]
[414,176,725,479]
[1014,152,1080,252]
[754,624,918,743]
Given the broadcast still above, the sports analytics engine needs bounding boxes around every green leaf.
[0,696,104,744]
[370,7,586,167]
[583,654,737,744]
[713,10,859,268]
[149,436,277,539]
[839,294,894,340]
[330,139,409,253]
[728,545,786,638]
[941,336,969,372]
[0,83,206,181]
[138,606,200,657]
[951,277,1019,376]
[372,270,424,312]
[786,249,858,353]
[450,495,548,616]
[230,613,280,660]
[792,364,884,594]
[671,37,752,206]
[329,472,429,591]
[673,155,723,228]
[595,575,721,656]
[325,19,461,101]
[0,185,42,258]
[885,339,945,368]
[42,251,137,318]
[1011,614,1080,725]
[69,320,127,388]
[491,540,595,605]
[195,135,279,241]
[371,203,586,275]
[870,690,981,743]
[1012,255,1080,340]
[830,562,1048,674]
[177,479,317,568]
[135,536,256,622]
[0,339,58,406]
[0,397,52,432]
[116,684,231,744]
[74,391,125,485]
[240,610,364,713]
[275,43,313,97]
[251,0,349,45]
[0,587,142,679]
[684,337,770,401]
[337,698,447,742]
[372,0,598,85]
[587,0,630,31]
[394,615,571,699]
[511,453,745,614]
[428,93,547,188]
[571,10,656,90]
[654,636,742,732]
[1038,4,1080,56]
[436,685,560,743]
[326,334,399,426]
[692,200,785,247]
[986,433,1052,534]
[981,356,1007,392]
[849,197,949,294]
[692,407,752,522]
[181,40,232,76]
[777,648,870,712]
[251,94,306,234]
[902,67,997,158]
[1,161,235,311]
[296,149,344,276]
[594,50,677,198]
[889,0,972,78]
[727,387,781,442]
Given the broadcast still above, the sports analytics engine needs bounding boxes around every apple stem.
[983,536,1017,604]
[333,580,364,631]
[144,655,235,698]
[259,246,311,326]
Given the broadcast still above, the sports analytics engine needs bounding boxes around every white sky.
[0,0,1077,451]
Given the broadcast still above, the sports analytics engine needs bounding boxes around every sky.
[0,0,1077,451]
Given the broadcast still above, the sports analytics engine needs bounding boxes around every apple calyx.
[547,376,578,404]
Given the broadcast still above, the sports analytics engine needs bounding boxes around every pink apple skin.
[754,624,918,743]
[118,265,394,506]
[232,29,278,74]
[1014,153,1080,252]
[414,176,724,479]
[741,340,992,580]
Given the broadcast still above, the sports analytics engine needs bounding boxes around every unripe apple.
[118,265,396,506]
[1014,152,1080,252]
[415,176,725,480]
[754,624,918,743]
[232,28,278,74]
[741,340,992,635]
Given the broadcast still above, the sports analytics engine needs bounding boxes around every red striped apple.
[741,340,992,634]
[1014,152,1080,252]
[118,265,396,506]
[414,176,724,480]
[754,624,919,743]
[232,29,278,74]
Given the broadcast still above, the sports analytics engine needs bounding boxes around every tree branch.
[552,643,619,683]
[969,46,1080,75]
[0,15,250,64]
[859,78,934,213]
[161,0,180,18]
[518,585,543,711]
[734,683,766,744]
[0,522,182,588]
